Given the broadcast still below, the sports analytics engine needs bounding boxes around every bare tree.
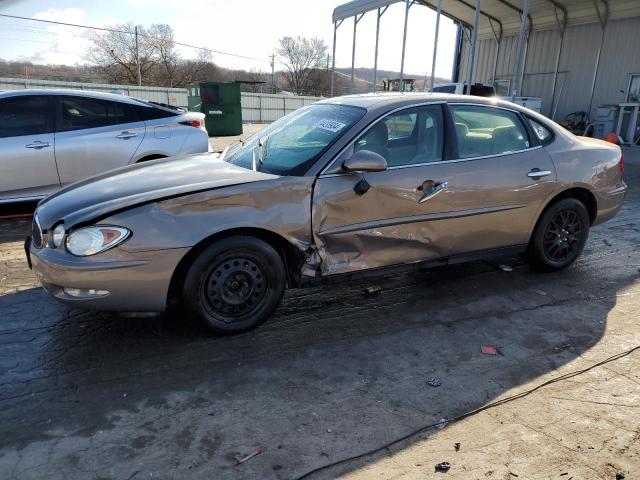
[277,36,328,95]
[147,24,179,87]
[174,50,221,86]
[86,23,156,84]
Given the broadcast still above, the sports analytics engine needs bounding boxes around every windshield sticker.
[315,119,347,133]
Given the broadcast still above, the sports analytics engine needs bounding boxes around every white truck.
[432,83,542,113]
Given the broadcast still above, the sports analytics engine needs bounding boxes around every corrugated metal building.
[332,0,640,125]
[457,2,640,120]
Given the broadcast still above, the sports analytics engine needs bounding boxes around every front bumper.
[29,243,189,312]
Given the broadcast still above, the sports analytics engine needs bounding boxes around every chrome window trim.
[319,145,544,178]
[319,101,542,179]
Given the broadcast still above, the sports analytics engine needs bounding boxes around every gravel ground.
[0,149,638,480]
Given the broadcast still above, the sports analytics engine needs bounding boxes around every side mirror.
[342,149,388,173]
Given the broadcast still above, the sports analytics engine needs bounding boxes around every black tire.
[182,236,286,334]
[528,198,590,271]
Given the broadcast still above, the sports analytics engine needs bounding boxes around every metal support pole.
[135,26,142,86]
[399,0,411,88]
[429,0,443,91]
[373,7,388,93]
[465,0,480,94]
[549,7,567,116]
[489,20,502,85]
[350,14,364,94]
[270,53,275,93]
[588,0,609,115]
[452,22,463,82]
[519,34,529,94]
[511,0,529,99]
[491,39,501,85]
[549,32,564,109]
[330,21,338,96]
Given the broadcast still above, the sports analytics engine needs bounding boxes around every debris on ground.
[454,442,460,452]
[498,264,513,272]
[603,239,613,246]
[426,375,442,387]
[364,285,382,296]
[616,473,625,480]
[535,289,547,296]
[435,418,448,429]
[235,448,264,465]
[481,345,499,355]
[509,473,519,478]
[434,461,451,473]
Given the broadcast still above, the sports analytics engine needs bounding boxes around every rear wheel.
[182,236,286,333]
[528,198,590,271]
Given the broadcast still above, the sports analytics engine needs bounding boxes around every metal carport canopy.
[333,0,640,39]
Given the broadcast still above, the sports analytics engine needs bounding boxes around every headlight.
[65,226,131,256]
[51,224,65,248]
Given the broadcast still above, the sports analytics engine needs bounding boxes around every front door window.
[355,105,444,167]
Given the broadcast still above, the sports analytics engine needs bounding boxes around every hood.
[36,153,278,229]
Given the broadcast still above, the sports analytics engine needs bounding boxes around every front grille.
[32,215,43,249]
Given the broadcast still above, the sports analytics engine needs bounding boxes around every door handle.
[527,168,552,179]
[116,131,138,139]
[25,141,51,149]
[418,181,448,203]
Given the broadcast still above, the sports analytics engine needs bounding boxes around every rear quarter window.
[527,117,554,145]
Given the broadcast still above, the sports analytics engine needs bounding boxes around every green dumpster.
[187,82,243,136]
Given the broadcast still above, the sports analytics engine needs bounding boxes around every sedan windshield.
[223,103,365,175]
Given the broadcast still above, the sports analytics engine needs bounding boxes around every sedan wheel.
[528,198,590,271]
[183,236,286,333]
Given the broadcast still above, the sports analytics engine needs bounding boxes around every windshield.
[224,103,365,175]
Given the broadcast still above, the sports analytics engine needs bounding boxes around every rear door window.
[450,105,530,159]
[59,96,111,131]
[111,102,139,125]
[59,97,140,131]
[0,95,52,138]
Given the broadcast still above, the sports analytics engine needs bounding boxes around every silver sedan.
[0,89,209,204]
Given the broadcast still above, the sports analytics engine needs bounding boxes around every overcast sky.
[0,0,457,80]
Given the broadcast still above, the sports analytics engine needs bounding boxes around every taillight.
[619,152,624,174]
[179,119,203,128]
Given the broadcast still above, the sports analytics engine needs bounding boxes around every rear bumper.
[30,245,189,312]
[594,182,627,225]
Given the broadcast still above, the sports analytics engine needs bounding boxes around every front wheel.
[182,236,286,334]
[527,198,590,271]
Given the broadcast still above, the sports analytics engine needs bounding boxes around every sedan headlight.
[65,226,131,256]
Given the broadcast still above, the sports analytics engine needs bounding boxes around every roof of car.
[0,88,149,106]
[318,92,523,111]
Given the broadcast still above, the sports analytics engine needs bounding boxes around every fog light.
[63,287,109,298]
